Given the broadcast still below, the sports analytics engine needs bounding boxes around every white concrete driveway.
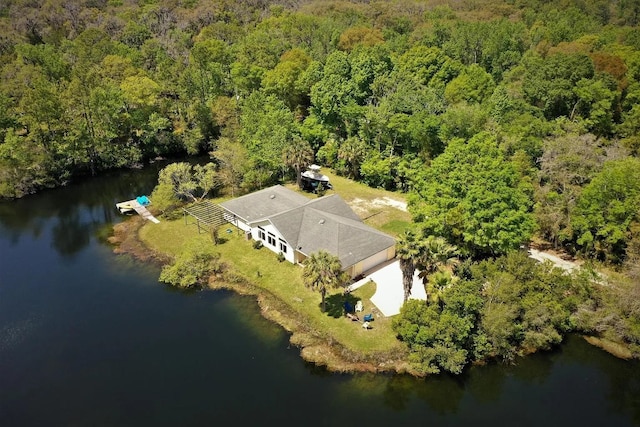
[348,259,426,317]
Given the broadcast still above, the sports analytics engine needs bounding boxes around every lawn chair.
[343,301,354,313]
[355,301,363,312]
[363,313,373,322]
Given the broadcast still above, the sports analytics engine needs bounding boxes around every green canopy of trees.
[392,251,596,375]
[409,132,535,258]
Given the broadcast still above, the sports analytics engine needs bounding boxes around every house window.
[279,239,287,254]
[258,227,265,241]
[267,232,276,246]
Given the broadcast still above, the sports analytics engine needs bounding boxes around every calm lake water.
[1,164,639,426]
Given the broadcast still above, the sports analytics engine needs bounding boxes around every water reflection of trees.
[0,161,168,256]
[380,357,547,414]
[562,335,640,424]
[382,373,465,414]
[51,212,91,257]
[414,374,466,415]
[608,366,640,425]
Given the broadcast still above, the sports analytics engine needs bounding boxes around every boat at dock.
[116,195,151,213]
[115,195,159,223]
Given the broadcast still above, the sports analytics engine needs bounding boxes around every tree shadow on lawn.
[324,293,360,318]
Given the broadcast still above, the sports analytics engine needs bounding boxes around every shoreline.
[108,216,420,377]
[108,217,634,376]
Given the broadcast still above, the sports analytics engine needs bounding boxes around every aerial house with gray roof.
[220,185,396,278]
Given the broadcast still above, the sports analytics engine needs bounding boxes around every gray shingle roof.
[219,185,309,223]
[266,189,396,268]
[221,185,396,268]
[300,194,362,222]
[294,208,395,268]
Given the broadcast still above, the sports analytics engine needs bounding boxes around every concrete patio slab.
[348,259,426,317]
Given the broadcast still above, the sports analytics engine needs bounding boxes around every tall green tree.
[426,271,458,307]
[409,132,535,258]
[263,48,312,111]
[418,236,459,292]
[303,250,349,313]
[337,136,368,179]
[572,157,640,262]
[444,64,495,105]
[310,50,356,131]
[522,52,594,119]
[240,91,297,189]
[573,77,617,136]
[535,133,607,248]
[395,45,460,88]
[211,137,248,197]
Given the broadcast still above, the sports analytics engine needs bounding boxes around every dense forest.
[1,0,639,374]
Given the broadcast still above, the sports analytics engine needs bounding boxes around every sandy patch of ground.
[350,197,407,216]
[528,247,607,284]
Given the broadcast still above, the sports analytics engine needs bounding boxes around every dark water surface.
[1,165,639,426]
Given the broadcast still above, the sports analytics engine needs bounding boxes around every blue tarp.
[136,195,150,206]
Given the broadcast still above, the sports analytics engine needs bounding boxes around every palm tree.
[426,270,458,307]
[418,235,459,303]
[419,235,459,276]
[303,250,349,312]
[396,228,423,302]
[282,137,314,189]
[337,136,367,179]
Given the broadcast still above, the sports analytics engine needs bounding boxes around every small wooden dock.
[130,199,160,223]
[116,198,160,223]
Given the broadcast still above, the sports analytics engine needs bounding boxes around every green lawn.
[140,173,413,355]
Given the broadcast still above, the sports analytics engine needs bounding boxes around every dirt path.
[528,248,582,272]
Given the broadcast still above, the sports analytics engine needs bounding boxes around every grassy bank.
[141,222,402,353]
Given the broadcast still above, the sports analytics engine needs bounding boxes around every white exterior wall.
[251,220,296,264]
[224,212,251,233]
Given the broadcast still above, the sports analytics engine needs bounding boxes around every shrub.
[159,251,223,288]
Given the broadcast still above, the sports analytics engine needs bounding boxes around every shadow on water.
[363,335,640,425]
[561,335,640,424]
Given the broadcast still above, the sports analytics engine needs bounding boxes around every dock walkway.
[130,199,160,223]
